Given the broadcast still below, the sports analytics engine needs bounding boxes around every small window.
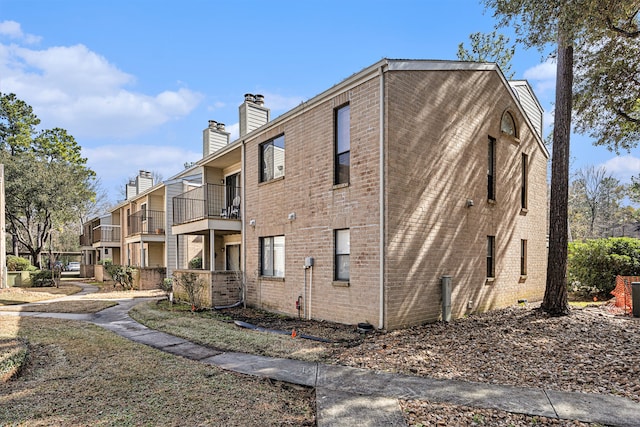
[487,137,496,201]
[261,236,285,277]
[521,153,528,209]
[335,104,350,185]
[520,239,527,276]
[487,235,495,278]
[335,229,350,281]
[140,203,147,221]
[260,135,285,182]
[501,111,517,137]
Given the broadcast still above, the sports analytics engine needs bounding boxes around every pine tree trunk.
[542,38,573,316]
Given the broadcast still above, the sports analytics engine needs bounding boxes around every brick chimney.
[203,120,230,157]
[239,93,269,137]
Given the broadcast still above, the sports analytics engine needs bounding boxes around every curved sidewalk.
[2,286,639,427]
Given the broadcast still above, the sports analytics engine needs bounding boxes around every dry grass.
[0,285,82,306]
[79,289,166,299]
[129,301,356,362]
[0,316,314,426]
[0,300,117,314]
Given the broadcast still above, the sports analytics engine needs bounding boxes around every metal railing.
[92,225,121,243]
[173,184,240,225]
[127,209,165,236]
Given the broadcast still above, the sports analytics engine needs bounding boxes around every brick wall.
[244,76,383,326]
[241,65,548,330]
[384,69,548,329]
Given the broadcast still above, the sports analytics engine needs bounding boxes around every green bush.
[30,270,54,287]
[568,237,640,297]
[6,256,33,272]
[188,257,202,269]
[104,264,135,290]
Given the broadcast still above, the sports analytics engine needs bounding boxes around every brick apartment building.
[82,58,548,330]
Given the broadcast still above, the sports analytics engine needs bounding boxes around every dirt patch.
[216,306,364,344]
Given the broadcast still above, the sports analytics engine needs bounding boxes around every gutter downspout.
[241,140,247,308]
[379,64,385,330]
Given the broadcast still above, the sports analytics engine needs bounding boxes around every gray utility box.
[632,282,640,318]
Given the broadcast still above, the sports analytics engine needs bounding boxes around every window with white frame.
[335,104,350,185]
[260,135,285,182]
[335,229,350,281]
[260,236,285,277]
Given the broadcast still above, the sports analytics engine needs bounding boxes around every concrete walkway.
[2,284,639,427]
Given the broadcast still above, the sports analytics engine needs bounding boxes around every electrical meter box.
[304,257,314,268]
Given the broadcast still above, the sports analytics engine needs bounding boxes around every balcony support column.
[209,229,216,272]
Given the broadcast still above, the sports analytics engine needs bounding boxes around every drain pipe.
[304,257,314,320]
[308,264,313,320]
[378,63,386,329]
[303,264,307,318]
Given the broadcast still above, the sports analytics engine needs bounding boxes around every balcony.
[128,209,165,236]
[173,184,241,226]
[92,225,121,245]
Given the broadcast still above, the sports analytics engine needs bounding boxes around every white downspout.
[241,140,247,308]
[308,265,313,320]
[378,64,385,330]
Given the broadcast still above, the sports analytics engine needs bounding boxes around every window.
[501,111,517,137]
[487,235,495,278]
[335,104,350,185]
[260,135,285,182]
[521,153,528,210]
[520,239,527,276]
[487,137,496,201]
[140,203,147,221]
[260,236,285,277]
[335,229,350,281]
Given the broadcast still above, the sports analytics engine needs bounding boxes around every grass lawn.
[0,284,82,306]
[0,316,314,426]
[129,301,343,362]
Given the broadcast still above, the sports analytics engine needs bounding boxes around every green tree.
[0,92,96,268]
[484,0,640,316]
[568,237,640,296]
[457,31,516,78]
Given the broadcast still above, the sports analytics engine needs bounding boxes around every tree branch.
[606,13,640,38]
[616,108,640,124]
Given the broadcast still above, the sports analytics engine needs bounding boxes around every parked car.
[67,262,80,272]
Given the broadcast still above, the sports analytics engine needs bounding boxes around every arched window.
[501,111,517,137]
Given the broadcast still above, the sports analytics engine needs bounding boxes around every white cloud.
[0,20,41,44]
[84,144,201,201]
[600,155,640,182]
[0,25,203,139]
[523,60,556,96]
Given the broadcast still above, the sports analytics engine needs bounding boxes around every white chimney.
[125,180,137,200]
[136,170,153,194]
[203,120,230,157]
[239,93,269,137]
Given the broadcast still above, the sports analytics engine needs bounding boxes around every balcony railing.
[79,233,92,246]
[173,183,241,225]
[92,225,121,244]
[128,209,165,236]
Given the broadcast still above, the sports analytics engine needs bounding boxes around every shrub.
[174,272,205,311]
[6,256,32,272]
[568,237,640,297]
[104,265,135,290]
[98,258,112,265]
[30,270,54,287]
[188,257,203,269]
